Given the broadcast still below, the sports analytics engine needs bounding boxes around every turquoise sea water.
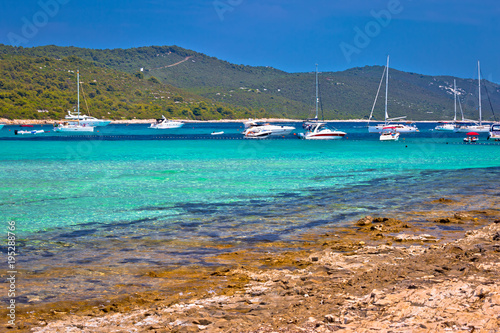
[1,122,500,304]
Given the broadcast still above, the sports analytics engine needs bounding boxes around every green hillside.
[0,53,268,120]
[0,44,498,121]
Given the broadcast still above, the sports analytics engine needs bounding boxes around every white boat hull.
[55,125,95,132]
[265,127,294,136]
[150,121,184,129]
[65,110,111,127]
[454,125,490,133]
[15,130,47,135]
[300,132,346,140]
[67,120,111,127]
[380,133,400,141]
[488,134,500,141]
[300,121,346,140]
[369,124,418,133]
[246,131,273,138]
[243,125,295,137]
[368,125,385,133]
[435,124,455,131]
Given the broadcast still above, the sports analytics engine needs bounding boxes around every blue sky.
[0,0,499,82]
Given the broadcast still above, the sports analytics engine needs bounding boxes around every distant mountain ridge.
[0,44,498,121]
[0,52,267,121]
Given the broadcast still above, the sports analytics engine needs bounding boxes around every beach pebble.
[324,314,337,323]
[373,217,402,225]
[193,319,212,326]
[454,212,472,220]
[357,216,373,226]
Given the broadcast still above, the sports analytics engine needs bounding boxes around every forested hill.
[0,53,268,120]
[1,44,499,121]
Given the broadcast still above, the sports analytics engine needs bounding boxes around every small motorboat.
[242,120,295,137]
[20,124,34,127]
[487,124,500,141]
[150,115,184,129]
[379,127,400,141]
[299,122,346,140]
[15,129,49,135]
[245,128,273,138]
[463,132,479,143]
[211,131,224,135]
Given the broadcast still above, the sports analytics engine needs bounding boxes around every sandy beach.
[4,195,500,332]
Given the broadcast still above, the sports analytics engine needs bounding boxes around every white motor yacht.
[242,120,295,137]
[379,127,400,141]
[299,122,346,140]
[65,111,111,127]
[488,123,500,141]
[150,115,184,129]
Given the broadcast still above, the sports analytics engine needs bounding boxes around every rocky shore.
[5,203,500,332]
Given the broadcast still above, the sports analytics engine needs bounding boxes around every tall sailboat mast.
[77,70,80,119]
[478,61,482,126]
[384,55,389,124]
[453,79,457,122]
[315,64,319,120]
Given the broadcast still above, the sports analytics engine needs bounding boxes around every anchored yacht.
[150,115,184,129]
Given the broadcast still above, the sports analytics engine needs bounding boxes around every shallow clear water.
[1,122,499,303]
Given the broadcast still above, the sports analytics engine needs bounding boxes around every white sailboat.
[435,79,460,131]
[454,61,490,133]
[300,64,346,140]
[55,70,95,132]
[367,56,418,133]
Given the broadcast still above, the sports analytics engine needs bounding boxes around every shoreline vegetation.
[4,196,500,332]
[0,118,478,125]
